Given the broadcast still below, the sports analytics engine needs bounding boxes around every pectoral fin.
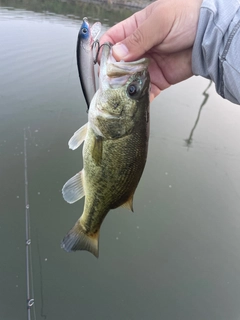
[92,135,103,166]
[121,194,134,212]
[62,170,85,204]
[68,123,88,150]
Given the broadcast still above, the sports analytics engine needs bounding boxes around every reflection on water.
[1,2,240,320]
[185,80,212,148]
[0,0,138,26]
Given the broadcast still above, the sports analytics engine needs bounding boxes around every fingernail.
[112,43,129,59]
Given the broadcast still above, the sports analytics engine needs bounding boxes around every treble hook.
[93,40,100,64]
[93,42,112,64]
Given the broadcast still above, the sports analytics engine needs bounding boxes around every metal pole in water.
[24,129,34,320]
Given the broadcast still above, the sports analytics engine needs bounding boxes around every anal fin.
[121,194,134,212]
[61,221,99,258]
[62,170,85,204]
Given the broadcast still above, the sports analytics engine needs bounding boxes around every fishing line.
[185,80,212,148]
[24,128,37,320]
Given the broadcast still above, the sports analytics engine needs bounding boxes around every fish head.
[79,17,90,43]
[89,43,150,139]
[78,18,101,52]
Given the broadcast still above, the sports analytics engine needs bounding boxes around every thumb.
[112,9,172,61]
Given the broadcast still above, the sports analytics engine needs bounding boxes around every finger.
[157,49,193,84]
[148,57,171,91]
[148,49,193,100]
[98,10,148,63]
[100,6,150,46]
[150,84,161,102]
[100,1,175,62]
[112,4,175,61]
[98,15,143,63]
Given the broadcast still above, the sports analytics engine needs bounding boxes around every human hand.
[100,0,203,101]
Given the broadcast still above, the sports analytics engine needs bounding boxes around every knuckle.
[129,28,144,47]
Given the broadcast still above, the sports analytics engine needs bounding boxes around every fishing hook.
[93,42,112,64]
[93,40,100,64]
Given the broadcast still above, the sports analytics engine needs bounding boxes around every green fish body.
[62,43,150,257]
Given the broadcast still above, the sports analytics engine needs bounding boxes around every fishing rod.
[23,128,35,320]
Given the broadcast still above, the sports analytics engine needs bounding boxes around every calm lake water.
[1,1,240,320]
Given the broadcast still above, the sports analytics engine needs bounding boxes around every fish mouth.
[100,42,149,89]
[107,57,149,77]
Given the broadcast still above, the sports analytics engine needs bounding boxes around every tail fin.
[61,222,99,258]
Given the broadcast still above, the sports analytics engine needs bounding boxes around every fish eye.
[82,27,88,34]
[128,84,136,96]
[127,81,142,100]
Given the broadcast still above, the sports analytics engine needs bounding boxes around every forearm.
[192,0,240,104]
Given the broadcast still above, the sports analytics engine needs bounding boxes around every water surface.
[1,2,240,320]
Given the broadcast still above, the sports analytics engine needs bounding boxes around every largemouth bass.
[62,43,150,258]
[77,17,101,109]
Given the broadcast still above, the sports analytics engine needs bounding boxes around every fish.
[77,17,101,109]
[61,42,150,258]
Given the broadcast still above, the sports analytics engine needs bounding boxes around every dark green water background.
[1,1,240,320]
